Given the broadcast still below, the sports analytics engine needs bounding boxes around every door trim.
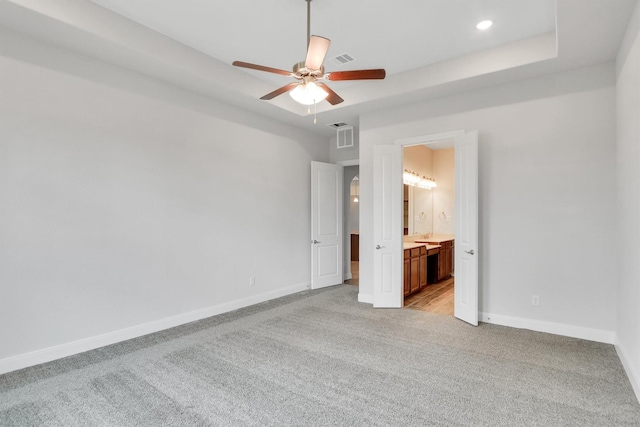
[394,130,465,146]
[338,160,359,282]
[383,130,478,320]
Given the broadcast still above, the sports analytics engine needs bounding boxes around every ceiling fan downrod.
[231,0,385,108]
[306,0,312,49]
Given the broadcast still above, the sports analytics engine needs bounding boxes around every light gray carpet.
[1,285,639,426]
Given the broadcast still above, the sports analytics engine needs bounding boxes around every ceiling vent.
[331,53,356,66]
[336,125,354,149]
[327,122,349,128]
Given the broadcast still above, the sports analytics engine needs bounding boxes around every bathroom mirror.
[405,185,434,235]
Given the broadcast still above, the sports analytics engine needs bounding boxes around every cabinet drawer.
[410,247,421,258]
[404,249,410,259]
[419,246,426,255]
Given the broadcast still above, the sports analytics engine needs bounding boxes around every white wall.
[615,0,640,401]
[359,63,618,342]
[433,149,455,235]
[0,31,329,371]
[330,126,359,163]
[403,145,433,177]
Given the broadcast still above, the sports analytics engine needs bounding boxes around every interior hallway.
[345,261,359,286]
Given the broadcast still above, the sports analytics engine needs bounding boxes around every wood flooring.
[345,261,453,316]
[404,277,454,316]
[344,261,359,286]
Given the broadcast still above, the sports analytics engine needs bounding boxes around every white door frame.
[385,130,478,319]
[338,159,359,281]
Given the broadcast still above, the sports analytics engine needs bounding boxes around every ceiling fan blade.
[316,82,344,105]
[233,61,292,76]
[305,35,331,71]
[260,82,300,100]
[326,69,386,81]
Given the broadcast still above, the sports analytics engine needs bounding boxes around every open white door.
[311,161,343,289]
[373,145,403,307]
[454,131,479,325]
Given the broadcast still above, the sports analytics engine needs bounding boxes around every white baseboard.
[615,339,640,404]
[0,282,310,375]
[358,292,373,304]
[479,312,616,344]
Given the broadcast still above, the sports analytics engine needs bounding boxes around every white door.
[311,161,343,289]
[454,131,479,325]
[373,145,403,307]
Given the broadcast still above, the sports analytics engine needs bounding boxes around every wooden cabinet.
[403,246,427,297]
[350,233,359,261]
[425,239,454,281]
[410,255,419,293]
[439,240,453,281]
[419,249,427,289]
[403,250,410,296]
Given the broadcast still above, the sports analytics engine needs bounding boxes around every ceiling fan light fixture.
[232,0,384,109]
[289,81,328,105]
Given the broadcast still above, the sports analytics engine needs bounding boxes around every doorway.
[402,142,455,315]
[372,130,478,325]
[343,164,360,286]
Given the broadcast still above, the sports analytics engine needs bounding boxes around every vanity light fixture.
[417,176,437,189]
[403,169,437,189]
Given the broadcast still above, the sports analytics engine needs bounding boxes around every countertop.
[403,242,441,250]
[414,234,455,244]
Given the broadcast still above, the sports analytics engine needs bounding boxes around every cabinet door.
[419,253,427,289]
[443,245,450,279]
[410,256,420,293]
[438,241,453,280]
[451,241,455,275]
[404,258,410,296]
[447,242,453,277]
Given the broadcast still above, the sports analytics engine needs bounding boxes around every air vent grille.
[331,53,355,66]
[336,125,354,149]
[327,122,349,128]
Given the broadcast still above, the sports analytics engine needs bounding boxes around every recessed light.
[476,20,493,30]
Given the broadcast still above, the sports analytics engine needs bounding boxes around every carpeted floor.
[1,285,639,426]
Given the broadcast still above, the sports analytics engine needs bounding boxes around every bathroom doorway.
[402,142,455,315]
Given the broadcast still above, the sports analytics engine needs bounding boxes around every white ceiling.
[0,0,637,137]
[88,0,556,84]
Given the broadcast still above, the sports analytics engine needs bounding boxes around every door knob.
[376,245,385,249]
[465,249,475,255]
[312,240,321,244]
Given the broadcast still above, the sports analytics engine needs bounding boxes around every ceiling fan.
[232,0,386,106]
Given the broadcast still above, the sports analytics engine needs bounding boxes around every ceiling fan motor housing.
[231,0,384,105]
[293,61,324,78]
